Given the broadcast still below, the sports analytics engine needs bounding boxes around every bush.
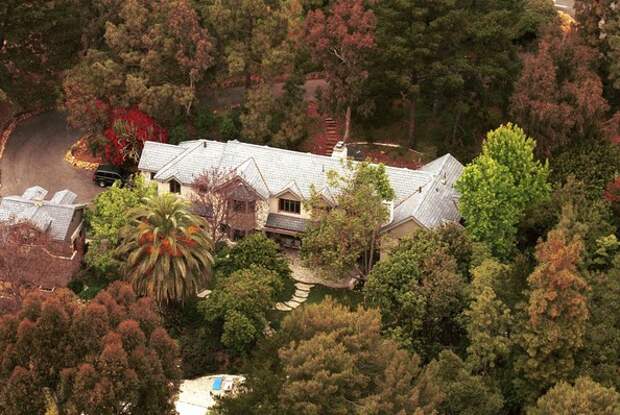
[219,109,241,141]
[214,233,291,282]
[195,109,218,137]
[169,123,188,145]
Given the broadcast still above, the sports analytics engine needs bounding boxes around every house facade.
[0,186,86,295]
[138,140,464,248]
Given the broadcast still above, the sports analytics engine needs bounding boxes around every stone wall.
[256,200,269,230]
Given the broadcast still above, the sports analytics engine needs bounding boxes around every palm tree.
[117,192,213,304]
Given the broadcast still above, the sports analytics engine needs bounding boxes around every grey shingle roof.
[0,187,84,241]
[265,213,309,233]
[139,140,464,230]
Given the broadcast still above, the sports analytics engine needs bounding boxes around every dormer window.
[169,180,181,194]
[279,198,301,214]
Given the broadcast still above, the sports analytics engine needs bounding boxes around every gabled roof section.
[393,154,463,229]
[273,180,303,199]
[234,157,270,199]
[138,141,186,172]
[50,190,77,205]
[154,141,205,183]
[22,186,48,200]
[0,187,85,241]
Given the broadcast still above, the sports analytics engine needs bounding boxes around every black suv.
[92,165,124,187]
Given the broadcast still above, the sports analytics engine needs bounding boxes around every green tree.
[200,266,283,354]
[0,283,180,415]
[63,0,214,130]
[464,259,514,376]
[528,377,620,415]
[371,0,524,149]
[578,254,620,390]
[85,176,156,278]
[364,231,466,360]
[301,162,394,279]
[213,233,291,280]
[214,298,433,415]
[551,140,620,199]
[240,83,280,144]
[201,0,294,89]
[117,193,213,304]
[456,124,550,258]
[415,350,504,415]
[519,226,589,390]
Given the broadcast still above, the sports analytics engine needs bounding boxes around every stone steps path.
[274,282,315,312]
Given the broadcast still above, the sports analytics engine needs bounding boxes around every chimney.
[331,141,348,160]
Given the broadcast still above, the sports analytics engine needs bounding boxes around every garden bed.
[348,142,423,169]
[64,136,103,170]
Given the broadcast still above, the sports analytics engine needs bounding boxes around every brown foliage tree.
[510,29,609,156]
[0,282,180,414]
[304,0,376,141]
[520,225,589,389]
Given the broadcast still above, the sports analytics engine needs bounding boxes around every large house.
[138,139,464,249]
[0,186,86,300]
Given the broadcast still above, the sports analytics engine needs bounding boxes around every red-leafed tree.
[510,29,609,156]
[0,282,180,415]
[304,0,376,141]
[104,107,168,166]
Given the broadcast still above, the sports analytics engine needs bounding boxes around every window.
[233,200,246,213]
[279,198,301,214]
[169,180,181,194]
[232,200,256,213]
[150,172,156,180]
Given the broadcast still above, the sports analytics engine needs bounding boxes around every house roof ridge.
[154,141,204,181]
[234,156,272,196]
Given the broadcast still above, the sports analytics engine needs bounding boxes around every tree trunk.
[366,229,377,276]
[244,71,252,92]
[408,97,416,149]
[343,105,351,142]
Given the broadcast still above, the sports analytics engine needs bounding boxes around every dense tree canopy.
[0,283,180,415]
[529,377,620,415]
[0,0,85,110]
[364,229,467,360]
[63,0,214,130]
[213,299,433,415]
[511,29,609,156]
[200,266,283,355]
[519,226,588,392]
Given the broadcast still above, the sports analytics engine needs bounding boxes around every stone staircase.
[274,282,315,311]
[320,117,340,156]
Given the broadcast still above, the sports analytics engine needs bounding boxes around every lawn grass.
[305,285,364,309]
[267,284,364,329]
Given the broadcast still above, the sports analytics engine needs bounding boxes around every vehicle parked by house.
[92,164,125,187]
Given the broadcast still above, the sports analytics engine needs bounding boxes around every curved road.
[0,112,102,203]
